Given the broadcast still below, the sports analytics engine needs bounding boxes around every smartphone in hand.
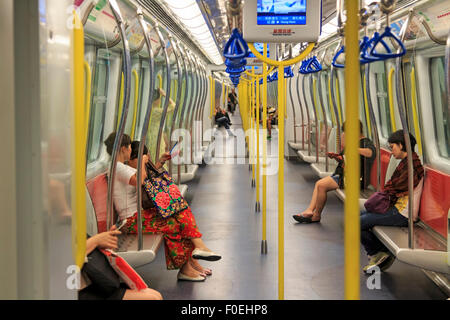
[114,219,128,231]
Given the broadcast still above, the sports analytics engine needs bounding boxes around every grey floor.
[136,111,447,300]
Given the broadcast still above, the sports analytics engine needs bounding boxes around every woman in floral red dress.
[104,133,221,282]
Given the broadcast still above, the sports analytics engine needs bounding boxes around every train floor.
[136,111,447,300]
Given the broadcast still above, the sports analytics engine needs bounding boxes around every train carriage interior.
[1,0,449,301]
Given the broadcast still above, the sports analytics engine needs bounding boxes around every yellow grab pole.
[363,74,372,139]
[83,61,92,143]
[210,76,214,119]
[410,68,422,156]
[116,72,124,130]
[256,72,261,211]
[344,0,360,300]
[131,69,139,139]
[262,43,268,254]
[251,68,256,184]
[246,41,316,300]
[72,11,86,269]
[388,68,397,132]
[336,78,343,124]
[277,65,285,300]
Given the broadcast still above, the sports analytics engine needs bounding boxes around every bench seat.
[172,165,198,184]
[86,172,163,267]
[288,141,304,151]
[310,162,338,178]
[372,223,449,274]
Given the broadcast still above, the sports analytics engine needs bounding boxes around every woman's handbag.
[82,247,121,296]
[143,163,188,218]
[101,249,148,291]
[364,191,391,214]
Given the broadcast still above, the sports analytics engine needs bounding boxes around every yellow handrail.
[116,72,124,130]
[248,42,315,67]
[277,64,285,300]
[72,11,86,269]
[388,68,397,131]
[130,69,139,139]
[262,43,268,249]
[328,76,336,126]
[256,71,261,211]
[344,0,360,300]
[247,40,316,301]
[157,74,163,109]
[336,77,343,124]
[363,74,372,138]
[83,61,92,143]
[328,76,339,152]
[210,76,214,119]
[410,68,422,156]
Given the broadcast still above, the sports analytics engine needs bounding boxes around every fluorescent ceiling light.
[161,0,224,65]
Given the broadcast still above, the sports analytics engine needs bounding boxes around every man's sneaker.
[379,253,396,272]
[363,252,390,274]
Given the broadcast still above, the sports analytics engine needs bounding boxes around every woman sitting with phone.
[293,120,376,223]
[105,133,221,282]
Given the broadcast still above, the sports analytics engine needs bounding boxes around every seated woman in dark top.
[293,120,376,223]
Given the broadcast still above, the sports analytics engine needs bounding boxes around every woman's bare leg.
[310,176,339,221]
[190,238,210,251]
[123,288,163,300]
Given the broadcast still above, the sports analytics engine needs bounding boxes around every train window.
[429,57,450,158]
[373,61,392,139]
[86,55,109,164]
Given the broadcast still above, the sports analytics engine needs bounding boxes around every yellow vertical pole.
[262,44,268,252]
[388,68,397,132]
[210,77,214,119]
[410,68,422,156]
[251,68,256,185]
[256,72,261,211]
[130,69,139,139]
[344,0,360,300]
[72,11,86,269]
[277,64,285,300]
[363,74,372,138]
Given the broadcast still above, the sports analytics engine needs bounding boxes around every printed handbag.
[143,168,188,218]
[364,191,390,214]
[101,249,148,291]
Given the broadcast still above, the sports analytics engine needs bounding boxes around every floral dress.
[124,200,202,270]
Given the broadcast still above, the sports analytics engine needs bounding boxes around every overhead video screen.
[257,0,307,25]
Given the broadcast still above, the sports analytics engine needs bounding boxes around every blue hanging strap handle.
[360,36,373,64]
[299,59,309,74]
[332,45,345,68]
[369,26,406,59]
[361,32,391,62]
[284,66,294,78]
[272,71,278,81]
[223,28,249,60]
[225,58,247,68]
[226,66,246,74]
[306,56,322,73]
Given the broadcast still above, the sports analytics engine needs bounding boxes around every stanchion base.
[261,240,267,254]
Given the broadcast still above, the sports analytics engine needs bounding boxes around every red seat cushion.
[419,168,450,238]
[370,148,391,190]
[86,173,109,233]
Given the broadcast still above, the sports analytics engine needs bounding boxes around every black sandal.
[293,214,320,224]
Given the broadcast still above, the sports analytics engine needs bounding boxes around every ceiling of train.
[140,0,418,66]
